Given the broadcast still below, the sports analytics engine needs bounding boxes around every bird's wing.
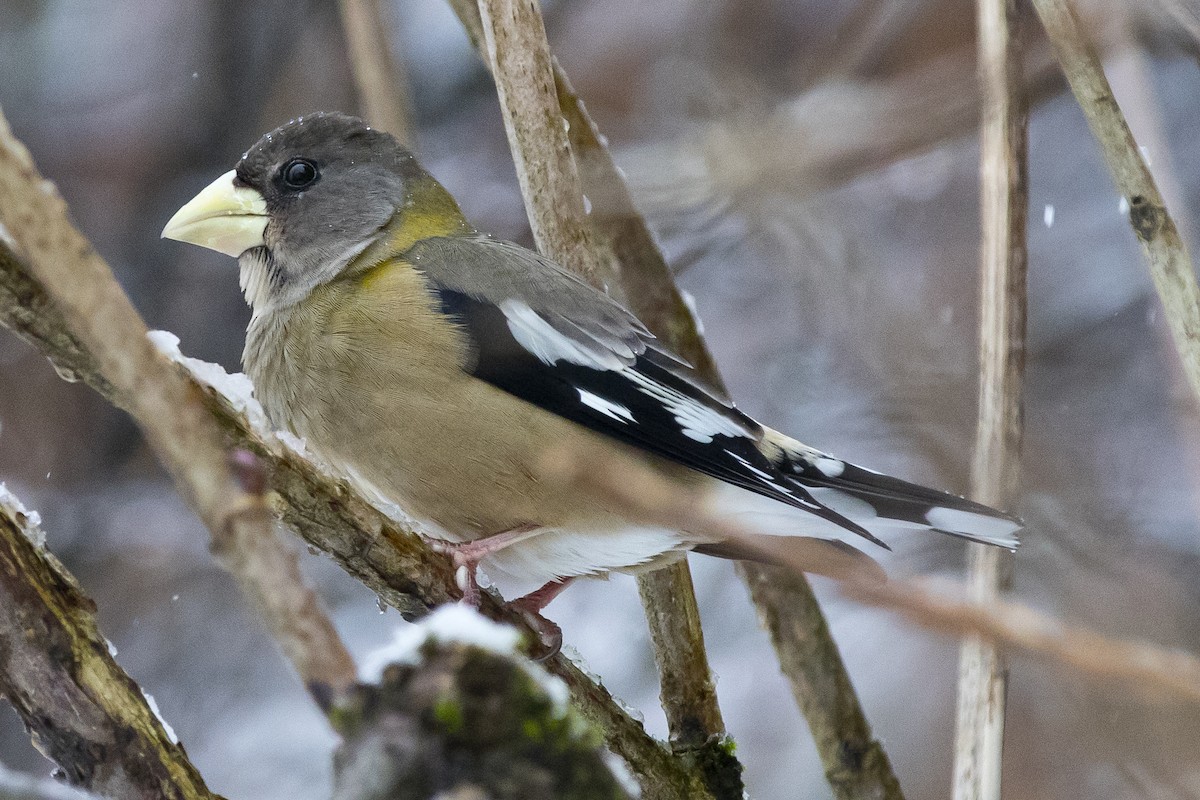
[406,234,1020,549]
[406,234,884,541]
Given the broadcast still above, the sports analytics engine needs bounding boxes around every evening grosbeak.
[162,112,1020,607]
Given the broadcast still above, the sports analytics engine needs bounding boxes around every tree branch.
[0,107,356,711]
[473,0,617,289]
[740,566,904,800]
[444,2,904,796]
[336,0,415,145]
[0,489,219,800]
[543,442,1200,706]
[455,1,740,795]
[1031,0,1200,403]
[211,452,359,703]
[952,0,1028,798]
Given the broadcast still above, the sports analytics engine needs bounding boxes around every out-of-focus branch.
[547,444,1200,705]
[215,451,359,703]
[0,490,219,800]
[333,610,632,800]
[0,214,711,800]
[453,1,740,796]
[0,763,103,800]
[1032,0,1200,402]
[0,109,356,710]
[336,0,415,145]
[953,1,1028,799]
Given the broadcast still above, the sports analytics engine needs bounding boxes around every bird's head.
[162,112,467,313]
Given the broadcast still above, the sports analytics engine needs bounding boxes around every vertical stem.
[1031,0,1200,403]
[468,1,735,795]
[337,0,415,145]
[952,0,1028,798]
[475,0,615,289]
[741,564,904,800]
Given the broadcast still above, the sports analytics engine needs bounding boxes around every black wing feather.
[433,287,887,546]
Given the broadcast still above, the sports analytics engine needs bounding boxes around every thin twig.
[336,0,415,145]
[0,240,712,800]
[0,108,357,710]
[215,451,359,701]
[474,0,616,289]
[545,443,1200,706]
[0,491,219,800]
[460,1,740,795]
[952,1,1028,799]
[1031,0,1200,402]
[740,565,904,800]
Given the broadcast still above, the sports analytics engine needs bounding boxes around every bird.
[162,112,1021,614]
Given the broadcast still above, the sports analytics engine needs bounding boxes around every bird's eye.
[280,158,319,190]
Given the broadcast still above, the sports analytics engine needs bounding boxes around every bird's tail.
[758,429,1023,549]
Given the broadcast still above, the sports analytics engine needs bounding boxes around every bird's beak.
[161,170,268,257]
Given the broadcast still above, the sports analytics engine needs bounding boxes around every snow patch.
[0,482,45,545]
[360,605,521,678]
[362,605,572,716]
[147,330,268,432]
[141,689,179,744]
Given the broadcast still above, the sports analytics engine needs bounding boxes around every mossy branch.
[333,637,632,800]
[0,493,219,800]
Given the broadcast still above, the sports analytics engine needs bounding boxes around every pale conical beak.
[161,170,269,257]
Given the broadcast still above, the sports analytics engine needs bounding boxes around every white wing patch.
[500,299,627,371]
[925,506,1021,548]
[577,388,635,423]
[724,449,775,481]
[814,456,846,477]
[626,370,754,444]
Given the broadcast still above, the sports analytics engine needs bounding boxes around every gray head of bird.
[162,112,464,315]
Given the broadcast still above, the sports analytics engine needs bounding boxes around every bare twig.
[474,0,616,289]
[215,451,358,701]
[457,1,740,794]
[740,566,904,800]
[336,0,415,145]
[0,108,356,711]
[0,491,219,800]
[1031,0,1200,402]
[852,578,1200,706]
[952,1,1028,799]
[0,238,711,800]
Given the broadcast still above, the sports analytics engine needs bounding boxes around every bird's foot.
[509,579,573,660]
[426,525,541,608]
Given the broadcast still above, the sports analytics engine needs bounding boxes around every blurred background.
[3,0,1200,797]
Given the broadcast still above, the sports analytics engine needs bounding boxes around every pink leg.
[511,578,574,660]
[428,524,541,607]
[512,578,574,614]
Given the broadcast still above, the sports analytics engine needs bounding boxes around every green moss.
[432,694,464,734]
